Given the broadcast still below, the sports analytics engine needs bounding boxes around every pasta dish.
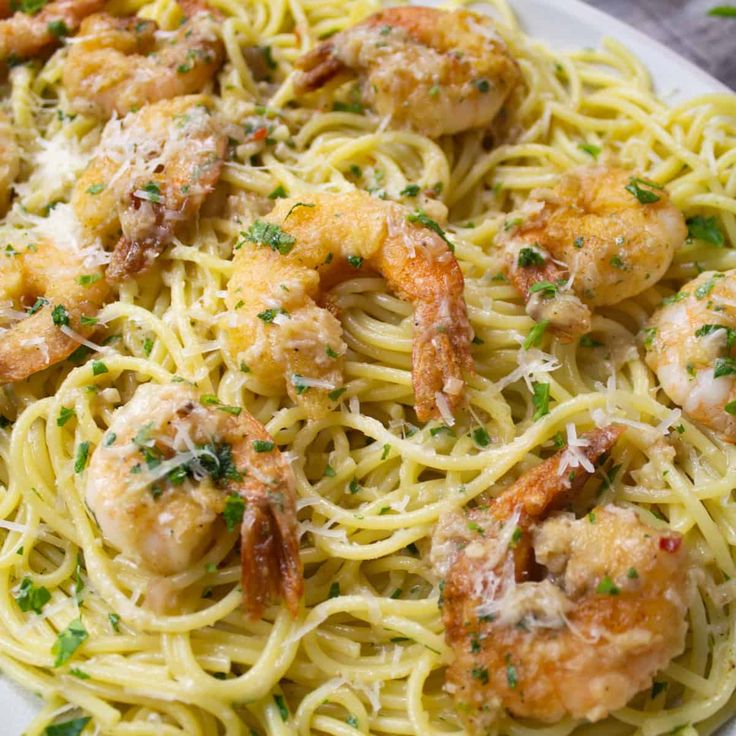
[0,0,734,734]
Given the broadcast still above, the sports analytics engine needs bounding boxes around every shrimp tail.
[294,42,347,94]
[412,300,474,422]
[239,485,303,619]
[107,236,163,283]
[510,259,591,342]
[492,424,624,522]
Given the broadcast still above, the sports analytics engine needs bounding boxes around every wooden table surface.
[583,0,735,89]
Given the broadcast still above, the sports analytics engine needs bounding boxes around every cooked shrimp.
[86,382,303,618]
[294,6,520,138]
[224,191,474,422]
[432,425,689,728]
[0,0,103,62]
[497,166,687,341]
[0,110,19,214]
[72,95,226,282]
[0,241,108,382]
[644,269,736,442]
[62,0,223,117]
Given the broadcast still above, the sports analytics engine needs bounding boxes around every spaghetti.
[0,0,734,734]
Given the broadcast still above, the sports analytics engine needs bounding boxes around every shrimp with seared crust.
[223,191,474,422]
[294,6,520,138]
[86,382,303,619]
[645,269,736,442]
[497,166,687,342]
[72,95,226,283]
[0,241,108,383]
[0,0,103,63]
[62,0,223,118]
[432,424,689,729]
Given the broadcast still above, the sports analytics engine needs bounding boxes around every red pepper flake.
[659,536,682,553]
[251,127,268,142]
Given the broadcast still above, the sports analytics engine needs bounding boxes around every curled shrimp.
[223,191,474,422]
[0,0,103,63]
[294,6,520,138]
[645,269,736,442]
[62,0,223,117]
[72,95,227,282]
[497,166,687,341]
[86,382,303,618]
[0,241,108,382]
[432,425,689,727]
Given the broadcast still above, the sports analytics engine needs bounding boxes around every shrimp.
[497,166,687,342]
[294,6,520,138]
[72,95,227,282]
[0,241,108,382]
[86,382,303,618]
[432,425,689,728]
[0,0,103,63]
[224,191,474,422]
[644,269,736,442]
[62,0,223,118]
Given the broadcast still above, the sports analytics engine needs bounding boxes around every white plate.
[5,1,729,733]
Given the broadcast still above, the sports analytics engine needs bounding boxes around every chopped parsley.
[695,274,723,299]
[474,78,491,92]
[625,177,662,204]
[724,400,736,416]
[108,613,121,632]
[523,319,549,349]
[15,577,51,614]
[85,182,104,195]
[27,296,49,315]
[708,5,736,16]
[578,143,601,159]
[471,666,489,685]
[529,280,558,298]
[347,254,363,269]
[506,661,518,689]
[244,221,296,255]
[580,334,604,348]
[52,617,88,666]
[140,181,162,203]
[92,360,108,376]
[400,184,420,197]
[274,694,289,722]
[51,304,70,326]
[686,215,725,246]
[223,494,245,532]
[268,185,288,199]
[531,381,550,420]
[714,357,736,378]
[328,386,347,401]
[327,581,340,599]
[517,247,544,267]
[44,717,91,736]
[77,273,101,286]
[627,567,639,579]
[253,439,275,452]
[694,323,736,350]
[596,575,620,595]
[472,427,490,447]
[57,407,76,427]
[406,209,454,251]
[610,254,626,270]
[74,441,90,473]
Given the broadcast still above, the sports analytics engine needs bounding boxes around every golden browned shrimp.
[62,0,223,117]
[0,0,103,63]
[497,166,687,342]
[294,6,520,138]
[432,425,689,729]
[645,269,736,442]
[0,241,109,382]
[71,95,227,282]
[85,382,303,619]
[223,191,474,422]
